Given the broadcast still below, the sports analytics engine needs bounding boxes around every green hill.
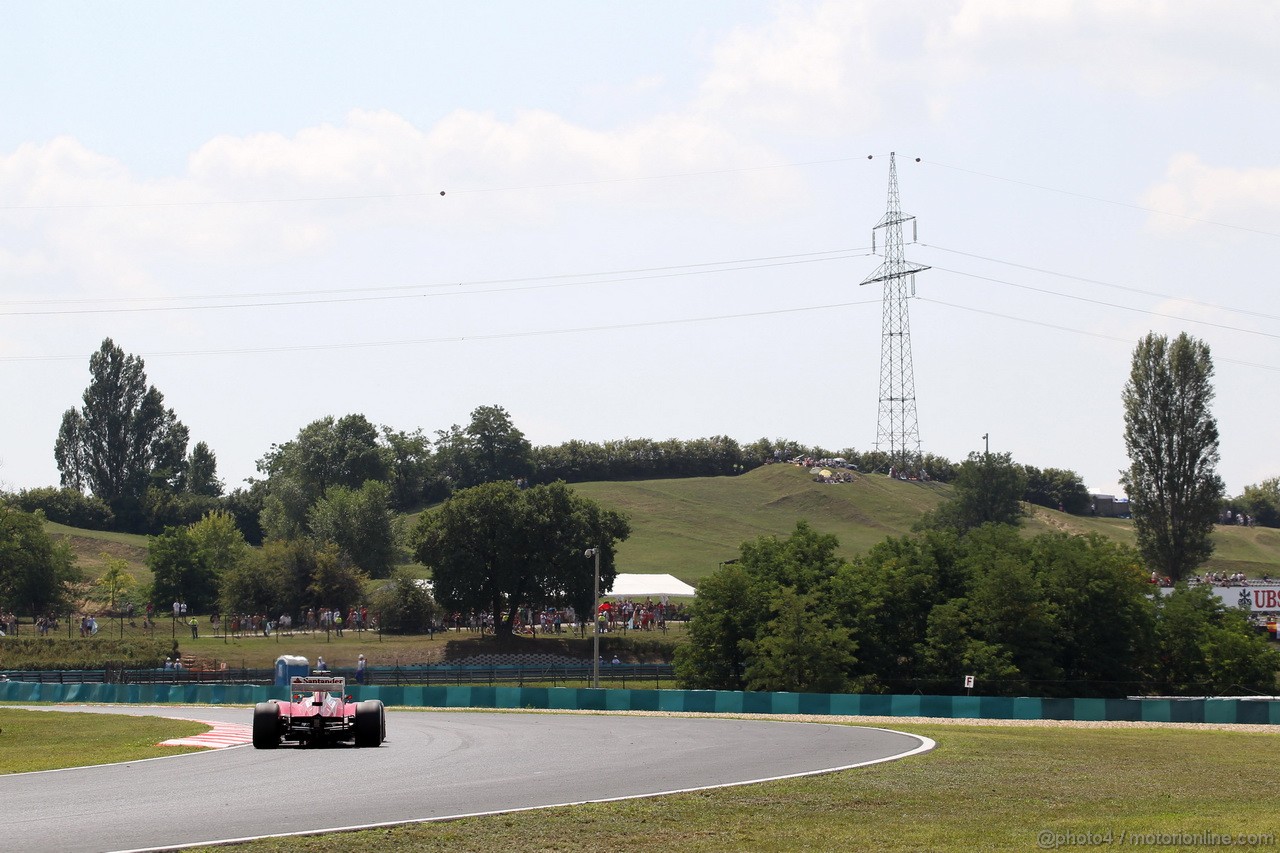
[574,464,949,582]
[577,464,1280,585]
[39,465,1280,589]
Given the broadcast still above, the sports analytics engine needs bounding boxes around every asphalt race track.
[5,704,933,852]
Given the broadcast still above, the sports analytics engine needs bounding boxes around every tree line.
[675,520,1277,697]
[13,339,1108,545]
[676,329,1275,696]
[0,330,1261,650]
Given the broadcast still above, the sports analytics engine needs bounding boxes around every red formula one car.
[252,675,385,748]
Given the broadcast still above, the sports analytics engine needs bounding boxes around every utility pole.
[584,547,600,689]
[862,152,930,475]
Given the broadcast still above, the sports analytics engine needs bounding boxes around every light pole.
[584,547,600,689]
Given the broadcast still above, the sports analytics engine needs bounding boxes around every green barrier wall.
[2,681,1276,724]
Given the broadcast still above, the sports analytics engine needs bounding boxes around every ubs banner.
[1240,586,1280,612]
[1181,585,1280,612]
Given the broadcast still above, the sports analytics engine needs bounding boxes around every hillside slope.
[43,521,150,582]
[38,467,1280,589]
[578,465,1280,585]
[573,464,948,582]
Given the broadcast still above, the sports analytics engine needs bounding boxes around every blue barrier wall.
[2,681,1276,724]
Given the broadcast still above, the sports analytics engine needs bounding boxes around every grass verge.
[181,721,1280,852]
[0,708,206,773]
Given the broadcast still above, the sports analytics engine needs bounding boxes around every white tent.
[605,573,697,598]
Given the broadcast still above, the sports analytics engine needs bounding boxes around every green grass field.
[0,708,205,772]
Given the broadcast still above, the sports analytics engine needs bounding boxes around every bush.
[369,570,439,634]
[10,487,115,530]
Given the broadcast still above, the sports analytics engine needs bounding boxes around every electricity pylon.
[861,152,929,475]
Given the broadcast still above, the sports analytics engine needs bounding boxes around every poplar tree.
[54,338,190,527]
[1120,332,1224,582]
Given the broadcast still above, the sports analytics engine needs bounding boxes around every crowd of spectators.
[1179,571,1274,587]
[440,598,690,637]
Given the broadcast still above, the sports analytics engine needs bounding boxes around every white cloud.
[0,100,805,301]
[1141,153,1280,233]
[698,2,882,131]
[688,0,1280,136]
[936,0,1280,97]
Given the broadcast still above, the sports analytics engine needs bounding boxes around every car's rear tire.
[252,701,280,749]
[354,700,384,747]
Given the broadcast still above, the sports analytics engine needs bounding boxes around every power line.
[918,296,1280,374]
[0,155,868,212]
[0,247,859,306]
[0,298,883,363]
[917,158,1280,240]
[919,243,1280,324]
[0,249,872,316]
[930,264,1280,341]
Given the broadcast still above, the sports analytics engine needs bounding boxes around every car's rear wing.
[291,676,346,693]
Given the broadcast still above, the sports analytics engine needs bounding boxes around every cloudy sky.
[3,1,1279,499]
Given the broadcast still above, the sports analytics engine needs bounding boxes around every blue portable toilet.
[274,655,310,687]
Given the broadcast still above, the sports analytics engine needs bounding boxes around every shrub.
[10,487,115,530]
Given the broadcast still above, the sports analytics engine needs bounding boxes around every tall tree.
[147,525,217,612]
[741,586,857,693]
[188,510,250,577]
[185,441,223,497]
[466,405,532,485]
[673,563,759,690]
[305,542,369,613]
[920,451,1026,533]
[1120,332,1224,581]
[434,405,533,490]
[54,338,190,528]
[258,413,390,538]
[308,480,397,578]
[412,480,628,636]
[1022,465,1091,514]
[675,522,852,692]
[380,427,440,509]
[0,506,78,613]
[218,550,288,616]
[1234,478,1280,528]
